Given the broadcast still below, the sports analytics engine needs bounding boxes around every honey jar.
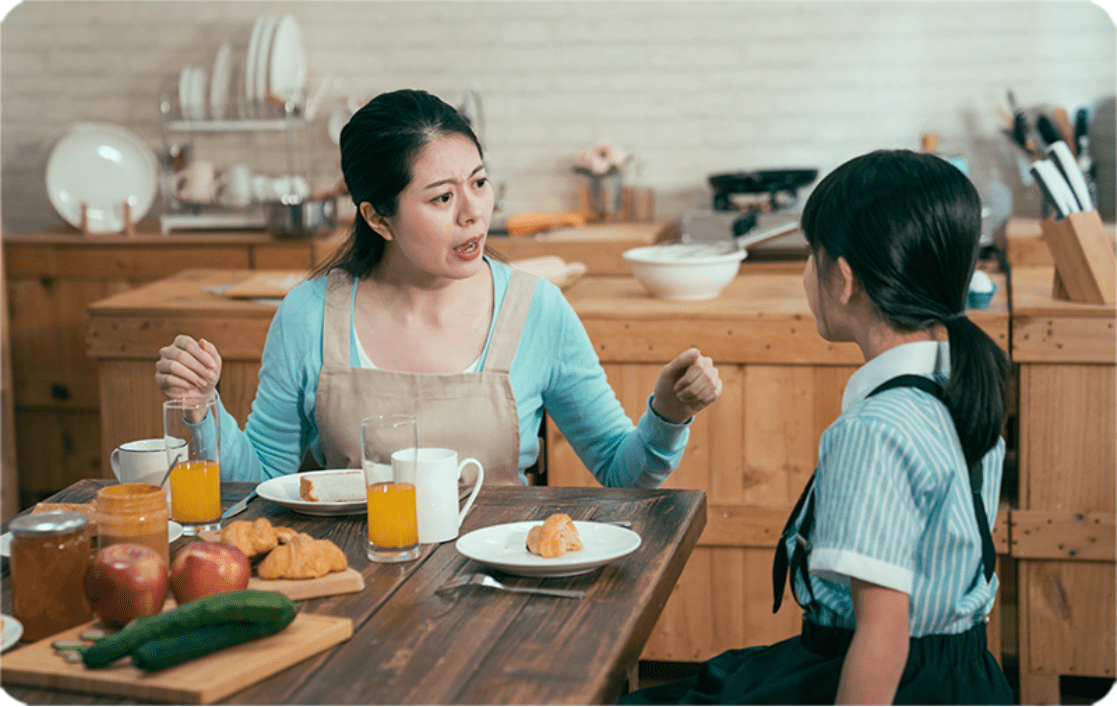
[9,510,94,642]
[96,483,170,566]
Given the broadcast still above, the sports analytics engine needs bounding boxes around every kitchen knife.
[1046,141,1094,212]
[221,490,257,519]
[1029,160,1078,219]
[1053,107,1077,157]
[1036,114,1061,147]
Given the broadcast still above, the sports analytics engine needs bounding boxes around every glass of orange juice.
[361,414,420,562]
[164,397,221,535]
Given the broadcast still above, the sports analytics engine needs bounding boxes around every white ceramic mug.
[111,438,168,486]
[391,448,483,544]
[214,163,252,207]
[172,160,216,203]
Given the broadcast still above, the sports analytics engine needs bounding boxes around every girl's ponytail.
[942,315,1010,467]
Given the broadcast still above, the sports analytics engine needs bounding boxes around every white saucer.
[1,614,23,652]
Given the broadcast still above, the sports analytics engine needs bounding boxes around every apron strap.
[322,268,353,367]
[482,268,537,374]
[771,373,996,614]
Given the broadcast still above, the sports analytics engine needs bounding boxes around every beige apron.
[315,267,534,485]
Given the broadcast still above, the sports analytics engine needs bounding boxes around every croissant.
[220,518,296,558]
[526,513,583,558]
[257,532,348,580]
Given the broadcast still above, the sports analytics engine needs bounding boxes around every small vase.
[588,173,624,220]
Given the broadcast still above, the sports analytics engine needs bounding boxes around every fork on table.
[436,573,585,598]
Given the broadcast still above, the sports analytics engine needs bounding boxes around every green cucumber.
[82,590,299,668]
[130,617,296,671]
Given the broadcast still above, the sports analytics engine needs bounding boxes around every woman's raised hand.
[155,335,222,401]
[651,347,722,423]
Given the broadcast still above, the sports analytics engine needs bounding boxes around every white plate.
[178,65,191,120]
[268,15,307,103]
[210,42,232,120]
[0,521,183,558]
[255,469,366,516]
[1,615,23,652]
[245,15,268,111]
[190,66,208,121]
[45,122,159,234]
[255,15,279,109]
[455,521,642,577]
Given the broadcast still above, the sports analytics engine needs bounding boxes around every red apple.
[84,543,169,626]
[169,541,250,604]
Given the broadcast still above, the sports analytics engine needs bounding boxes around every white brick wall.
[2,0,1114,233]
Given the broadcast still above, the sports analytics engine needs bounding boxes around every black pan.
[708,168,818,196]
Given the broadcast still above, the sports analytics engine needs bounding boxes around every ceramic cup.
[391,448,483,544]
[214,163,253,207]
[172,160,216,204]
[111,438,169,486]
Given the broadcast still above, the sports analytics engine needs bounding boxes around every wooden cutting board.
[1,612,352,704]
[223,271,307,299]
[247,567,364,600]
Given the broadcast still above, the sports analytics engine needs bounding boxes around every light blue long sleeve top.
[216,258,691,487]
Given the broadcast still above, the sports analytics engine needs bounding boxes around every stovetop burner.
[708,168,819,211]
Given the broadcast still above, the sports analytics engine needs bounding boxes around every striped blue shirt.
[785,341,1004,637]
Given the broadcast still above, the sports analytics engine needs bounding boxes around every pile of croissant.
[220,518,347,580]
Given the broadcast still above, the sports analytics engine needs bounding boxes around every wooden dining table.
[1,479,706,705]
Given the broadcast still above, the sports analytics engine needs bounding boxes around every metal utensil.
[436,573,585,598]
[221,490,257,519]
[157,452,183,490]
[661,219,801,260]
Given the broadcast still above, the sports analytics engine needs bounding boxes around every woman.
[156,89,721,487]
[622,150,1013,704]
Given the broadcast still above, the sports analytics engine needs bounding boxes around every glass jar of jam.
[96,483,170,566]
[9,510,94,642]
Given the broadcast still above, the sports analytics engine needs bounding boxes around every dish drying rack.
[157,92,312,235]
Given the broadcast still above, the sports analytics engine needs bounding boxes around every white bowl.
[623,244,746,301]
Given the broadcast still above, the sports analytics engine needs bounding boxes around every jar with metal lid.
[9,510,94,642]
[96,483,170,566]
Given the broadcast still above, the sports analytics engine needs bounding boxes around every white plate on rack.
[189,66,207,121]
[256,469,367,516]
[455,521,642,577]
[245,15,268,113]
[255,15,279,110]
[0,521,183,557]
[1,615,23,652]
[45,122,159,234]
[210,42,232,120]
[268,14,306,103]
[178,65,192,120]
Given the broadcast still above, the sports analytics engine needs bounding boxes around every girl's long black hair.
[801,149,1010,467]
[314,89,483,279]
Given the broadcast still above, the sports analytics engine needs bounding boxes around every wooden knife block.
[1041,210,1116,305]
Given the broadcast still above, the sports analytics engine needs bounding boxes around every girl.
[622,150,1013,705]
[155,89,721,486]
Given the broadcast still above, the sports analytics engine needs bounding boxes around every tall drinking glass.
[164,397,221,536]
[361,414,420,562]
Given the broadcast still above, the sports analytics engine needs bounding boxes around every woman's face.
[373,133,493,281]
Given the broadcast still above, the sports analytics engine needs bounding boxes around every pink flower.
[574,139,631,176]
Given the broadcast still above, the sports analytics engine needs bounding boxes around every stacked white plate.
[245,14,307,116]
[45,122,159,233]
[178,65,207,121]
[209,42,232,120]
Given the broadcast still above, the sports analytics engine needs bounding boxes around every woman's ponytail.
[942,315,1010,467]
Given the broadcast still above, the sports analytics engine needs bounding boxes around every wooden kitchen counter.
[1008,266,1115,704]
[85,264,1010,665]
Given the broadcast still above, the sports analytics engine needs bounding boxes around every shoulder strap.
[482,268,537,373]
[867,374,996,583]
